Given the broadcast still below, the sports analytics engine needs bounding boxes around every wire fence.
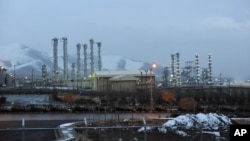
[0,125,230,141]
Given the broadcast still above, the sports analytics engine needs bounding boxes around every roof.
[109,74,139,81]
[95,70,155,77]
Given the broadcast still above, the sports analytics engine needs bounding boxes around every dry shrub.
[178,97,197,111]
[162,91,175,103]
[63,93,76,103]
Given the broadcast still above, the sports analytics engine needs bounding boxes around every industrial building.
[163,53,214,87]
[0,66,7,87]
[92,70,155,92]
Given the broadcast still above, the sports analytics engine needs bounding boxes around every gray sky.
[0,0,250,80]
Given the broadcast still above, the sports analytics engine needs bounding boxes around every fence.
[0,125,230,141]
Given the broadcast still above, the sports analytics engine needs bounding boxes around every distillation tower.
[195,53,200,84]
[52,38,59,83]
[83,44,88,78]
[61,37,68,83]
[175,53,181,86]
[41,64,49,85]
[71,63,76,82]
[76,43,81,80]
[171,54,176,86]
[89,39,94,75]
[97,42,102,71]
[208,54,212,84]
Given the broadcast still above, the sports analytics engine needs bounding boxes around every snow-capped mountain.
[0,43,163,78]
[0,43,54,76]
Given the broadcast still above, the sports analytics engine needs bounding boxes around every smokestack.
[208,54,212,84]
[195,53,200,84]
[89,38,94,75]
[83,44,88,78]
[97,42,102,71]
[61,37,68,83]
[76,43,81,80]
[52,38,59,83]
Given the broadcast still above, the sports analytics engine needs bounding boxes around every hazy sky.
[0,0,250,80]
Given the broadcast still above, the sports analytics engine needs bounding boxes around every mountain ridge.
[0,43,163,78]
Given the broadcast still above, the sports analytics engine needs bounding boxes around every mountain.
[0,43,54,76]
[0,43,163,78]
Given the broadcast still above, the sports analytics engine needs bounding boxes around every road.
[0,112,170,141]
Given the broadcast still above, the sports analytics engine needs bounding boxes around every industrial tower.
[171,54,176,86]
[89,39,94,76]
[175,53,181,86]
[83,44,88,78]
[71,63,76,82]
[195,53,200,84]
[97,42,102,71]
[61,37,68,83]
[76,43,81,80]
[52,38,59,83]
[208,54,212,84]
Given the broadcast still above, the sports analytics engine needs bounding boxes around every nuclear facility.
[48,36,214,89]
[48,37,102,87]
[38,35,219,90]
[165,53,213,87]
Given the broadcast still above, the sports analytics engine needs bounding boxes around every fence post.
[200,129,203,141]
[84,118,88,141]
[143,117,147,141]
[22,118,25,141]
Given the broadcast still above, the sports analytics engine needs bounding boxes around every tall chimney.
[62,37,68,83]
[97,42,102,71]
[52,38,59,83]
[89,38,94,75]
[83,44,88,78]
[76,43,81,80]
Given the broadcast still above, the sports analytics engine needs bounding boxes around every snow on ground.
[162,113,232,130]
[55,123,76,141]
[139,113,232,138]
[4,94,50,105]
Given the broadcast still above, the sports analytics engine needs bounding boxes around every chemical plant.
[162,53,214,88]
[1,37,249,91]
[43,37,103,88]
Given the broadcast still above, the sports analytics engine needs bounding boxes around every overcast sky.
[0,0,250,80]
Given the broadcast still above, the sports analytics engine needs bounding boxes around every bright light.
[152,64,157,69]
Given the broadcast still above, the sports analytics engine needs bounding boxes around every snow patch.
[138,113,232,138]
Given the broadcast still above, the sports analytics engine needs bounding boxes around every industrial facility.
[162,53,214,88]
[48,37,103,88]
[1,37,245,90]
[46,37,156,91]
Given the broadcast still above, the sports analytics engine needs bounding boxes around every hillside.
[0,43,163,78]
